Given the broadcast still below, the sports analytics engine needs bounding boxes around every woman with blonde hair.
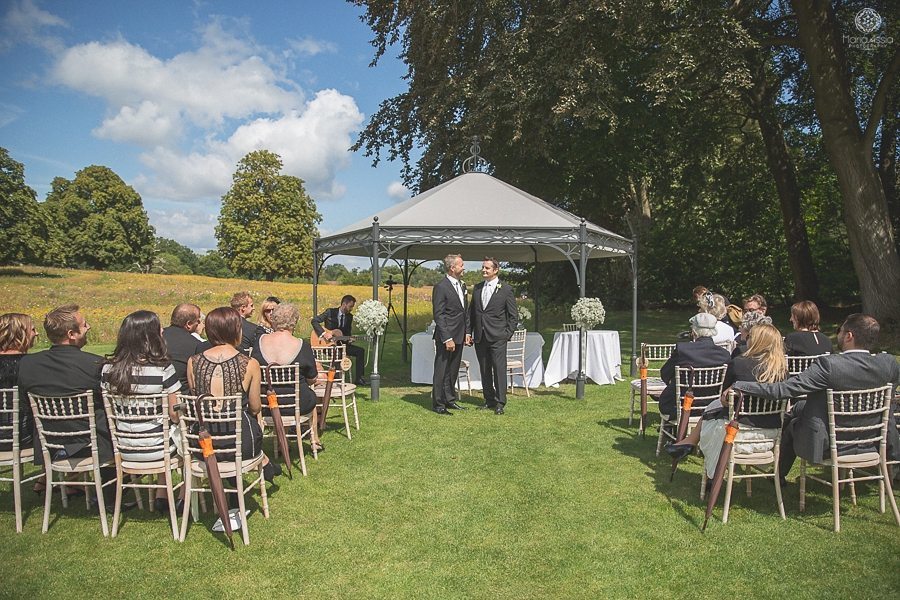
[257,296,281,334]
[0,313,38,451]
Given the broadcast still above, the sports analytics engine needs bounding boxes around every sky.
[0,0,415,260]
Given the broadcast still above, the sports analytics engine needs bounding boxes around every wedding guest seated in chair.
[784,300,833,356]
[1,313,38,453]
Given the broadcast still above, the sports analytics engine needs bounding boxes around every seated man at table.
[658,312,732,420]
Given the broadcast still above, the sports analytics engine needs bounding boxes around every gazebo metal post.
[402,251,410,362]
[624,216,639,377]
[577,219,587,399]
[312,250,319,316]
[532,247,540,332]
[370,217,381,400]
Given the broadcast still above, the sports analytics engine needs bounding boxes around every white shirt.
[481,278,498,307]
[447,275,464,306]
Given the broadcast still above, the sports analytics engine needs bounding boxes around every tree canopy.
[0,148,60,266]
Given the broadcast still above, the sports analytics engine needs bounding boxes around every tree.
[155,237,198,273]
[43,165,155,270]
[216,150,321,281]
[0,148,60,265]
[196,250,234,279]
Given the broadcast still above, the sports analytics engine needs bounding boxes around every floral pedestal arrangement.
[570,297,606,399]
[354,299,388,401]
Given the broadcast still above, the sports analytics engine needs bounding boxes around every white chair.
[715,339,736,354]
[562,323,578,332]
[312,345,359,440]
[0,387,43,532]
[506,329,530,397]
[263,363,318,474]
[786,353,829,376]
[103,391,183,539]
[177,393,269,545]
[719,390,788,524]
[457,359,472,396]
[29,391,114,536]
[656,365,729,457]
[629,343,674,431]
[799,385,900,532]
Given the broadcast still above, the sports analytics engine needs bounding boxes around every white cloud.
[288,36,338,57]
[93,100,181,145]
[387,181,410,201]
[0,102,24,128]
[0,0,66,52]
[149,207,218,252]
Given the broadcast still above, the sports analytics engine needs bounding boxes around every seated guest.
[732,310,773,358]
[192,312,206,342]
[230,291,263,354]
[162,303,203,388]
[186,307,280,481]
[733,314,900,479]
[698,292,737,347]
[257,296,281,334]
[101,310,181,511]
[311,294,367,386]
[17,305,122,510]
[666,323,787,478]
[0,313,38,451]
[743,293,768,315]
[658,312,733,419]
[784,300,832,356]
[253,303,322,452]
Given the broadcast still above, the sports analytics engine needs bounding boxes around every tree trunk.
[748,58,821,303]
[792,0,900,323]
[878,104,898,250]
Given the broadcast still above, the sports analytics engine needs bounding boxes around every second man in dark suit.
[431,253,470,414]
[470,257,518,414]
[162,303,203,388]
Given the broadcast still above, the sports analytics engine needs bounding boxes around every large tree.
[216,150,321,281]
[0,148,60,265]
[44,165,155,270]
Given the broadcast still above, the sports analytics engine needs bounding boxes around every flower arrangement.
[571,297,605,329]
[354,299,388,336]
[517,305,531,324]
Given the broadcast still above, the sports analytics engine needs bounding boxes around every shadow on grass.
[0,267,62,278]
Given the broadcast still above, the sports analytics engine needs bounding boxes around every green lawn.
[3,334,899,599]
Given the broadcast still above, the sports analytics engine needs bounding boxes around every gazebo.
[313,170,636,397]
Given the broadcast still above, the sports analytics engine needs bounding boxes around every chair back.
[727,390,787,453]
[640,343,675,376]
[715,340,736,354]
[786,353,829,376]
[674,365,728,417]
[176,394,249,464]
[28,391,100,464]
[507,329,527,361]
[824,386,893,463]
[311,345,348,384]
[0,387,24,457]
[263,363,302,417]
[562,323,577,332]
[102,391,175,463]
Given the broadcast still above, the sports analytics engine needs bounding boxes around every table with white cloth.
[409,332,545,390]
[543,330,622,386]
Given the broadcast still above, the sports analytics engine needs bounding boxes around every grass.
[1,266,899,598]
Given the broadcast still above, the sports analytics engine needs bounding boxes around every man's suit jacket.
[163,325,201,387]
[469,280,517,344]
[658,337,733,416]
[432,277,468,344]
[311,307,353,338]
[734,351,900,464]
[17,345,112,463]
[240,318,262,353]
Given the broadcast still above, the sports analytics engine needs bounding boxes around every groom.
[431,253,470,415]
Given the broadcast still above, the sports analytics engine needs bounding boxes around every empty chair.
[629,343,675,431]
[506,329,530,397]
[656,365,729,457]
[29,391,114,536]
[799,385,900,532]
[458,358,472,396]
[311,345,359,439]
[103,391,183,539]
[562,323,578,332]
[263,363,318,474]
[0,387,42,532]
[177,393,269,545]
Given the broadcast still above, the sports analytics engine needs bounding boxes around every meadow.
[1,266,899,599]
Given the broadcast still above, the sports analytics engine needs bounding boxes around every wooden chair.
[786,353,829,376]
[264,364,317,474]
[102,391,183,540]
[0,387,43,532]
[457,359,472,396]
[562,323,578,332]
[176,393,269,545]
[719,390,788,524]
[311,345,359,440]
[28,391,114,536]
[715,339,736,354]
[799,385,900,532]
[656,365,728,457]
[506,329,530,397]
[629,343,674,430]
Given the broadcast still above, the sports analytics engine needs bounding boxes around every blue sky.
[0,0,414,257]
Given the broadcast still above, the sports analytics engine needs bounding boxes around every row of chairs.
[0,344,361,542]
[457,328,531,398]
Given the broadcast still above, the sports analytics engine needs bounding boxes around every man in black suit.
[469,257,518,414]
[17,304,126,511]
[311,294,367,385]
[658,312,733,418]
[230,291,262,353]
[162,303,203,388]
[733,313,900,479]
[431,253,470,414]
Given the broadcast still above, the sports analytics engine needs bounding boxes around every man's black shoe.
[154,497,185,514]
[476,403,496,410]
[495,406,505,415]
[433,407,452,415]
[447,401,467,410]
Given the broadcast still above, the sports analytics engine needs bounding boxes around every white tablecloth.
[543,330,622,386]
[409,332,545,389]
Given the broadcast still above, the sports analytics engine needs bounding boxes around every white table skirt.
[409,332,545,389]
[543,330,622,386]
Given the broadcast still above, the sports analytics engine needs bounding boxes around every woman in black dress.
[252,303,322,452]
[784,300,832,356]
[0,313,38,451]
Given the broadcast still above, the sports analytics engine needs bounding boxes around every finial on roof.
[461,135,489,173]
[373,216,379,223]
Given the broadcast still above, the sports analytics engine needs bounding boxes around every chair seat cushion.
[507,360,524,368]
[630,377,665,390]
[121,454,183,472]
[819,452,881,468]
[51,455,114,473]
[0,446,34,465]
